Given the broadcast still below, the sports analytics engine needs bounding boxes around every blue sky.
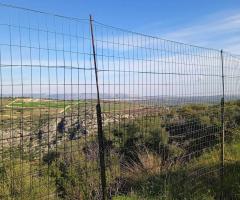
[1,0,240,53]
[0,0,240,97]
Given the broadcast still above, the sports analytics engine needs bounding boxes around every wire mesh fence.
[0,3,102,199]
[92,21,224,199]
[0,3,239,200]
[221,52,240,200]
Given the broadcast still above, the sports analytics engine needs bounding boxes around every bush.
[145,127,169,152]
[42,151,60,165]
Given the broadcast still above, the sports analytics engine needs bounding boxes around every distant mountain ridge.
[1,93,240,105]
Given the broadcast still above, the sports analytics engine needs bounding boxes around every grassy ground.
[113,141,240,200]
[0,98,87,126]
[0,99,239,199]
[7,98,81,110]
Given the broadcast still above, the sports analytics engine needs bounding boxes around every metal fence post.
[220,49,225,199]
[89,15,107,200]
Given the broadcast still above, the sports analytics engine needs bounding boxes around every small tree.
[57,118,66,135]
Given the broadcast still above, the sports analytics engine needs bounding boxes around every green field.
[2,98,142,113]
[10,101,69,108]
[7,98,83,109]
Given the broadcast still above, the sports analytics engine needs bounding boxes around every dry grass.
[121,148,162,181]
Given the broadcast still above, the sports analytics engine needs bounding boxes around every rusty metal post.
[90,15,107,200]
[220,49,225,199]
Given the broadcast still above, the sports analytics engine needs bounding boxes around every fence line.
[0,3,239,199]
[220,49,225,200]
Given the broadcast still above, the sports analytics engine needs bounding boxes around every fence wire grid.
[0,3,239,200]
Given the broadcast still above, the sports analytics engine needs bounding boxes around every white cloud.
[159,10,240,53]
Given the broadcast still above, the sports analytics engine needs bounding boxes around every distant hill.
[1,93,240,105]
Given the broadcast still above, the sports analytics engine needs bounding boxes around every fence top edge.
[221,50,240,60]
[0,2,88,23]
